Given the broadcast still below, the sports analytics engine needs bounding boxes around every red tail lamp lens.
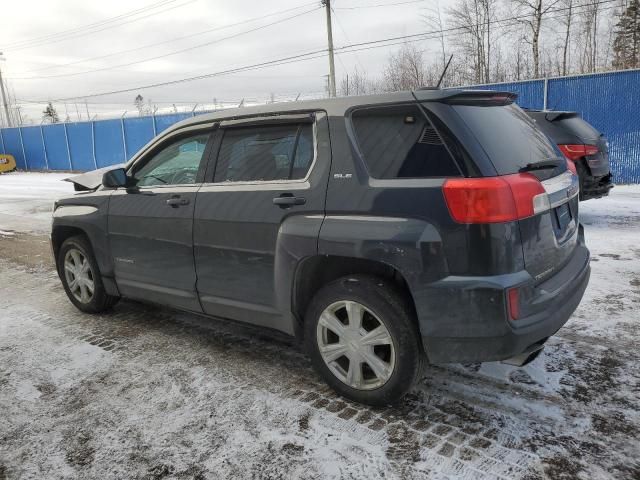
[558,144,599,160]
[443,173,546,224]
[566,158,577,175]
[584,145,599,156]
[507,288,520,321]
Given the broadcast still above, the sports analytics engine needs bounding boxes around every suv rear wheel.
[57,235,119,313]
[304,275,422,406]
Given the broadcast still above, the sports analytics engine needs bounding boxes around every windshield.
[454,104,563,175]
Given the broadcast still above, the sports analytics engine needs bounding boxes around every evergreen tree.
[134,94,145,115]
[42,102,59,123]
[613,0,640,69]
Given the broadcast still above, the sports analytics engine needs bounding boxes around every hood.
[64,164,125,191]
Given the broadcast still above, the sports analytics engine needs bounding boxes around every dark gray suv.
[52,89,590,405]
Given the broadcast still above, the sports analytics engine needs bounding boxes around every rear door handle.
[166,196,190,207]
[273,194,306,207]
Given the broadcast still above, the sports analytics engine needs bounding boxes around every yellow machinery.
[0,154,16,173]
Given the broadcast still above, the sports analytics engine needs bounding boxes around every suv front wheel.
[57,235,120,313]
[304,275,423,406]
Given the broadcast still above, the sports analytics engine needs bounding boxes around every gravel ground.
[0,173,639,479]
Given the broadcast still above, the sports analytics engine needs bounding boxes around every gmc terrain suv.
[526,110,613,200]
[52,89,591,405]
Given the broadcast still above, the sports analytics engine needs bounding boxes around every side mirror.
[102,168,128,189]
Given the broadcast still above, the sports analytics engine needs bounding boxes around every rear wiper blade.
[520,160,562,173]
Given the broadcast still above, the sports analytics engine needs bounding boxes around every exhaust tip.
[502,345,544,367]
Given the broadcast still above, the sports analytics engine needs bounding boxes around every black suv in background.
[526,110,613,200]
[52,90,590,405]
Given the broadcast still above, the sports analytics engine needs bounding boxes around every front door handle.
[273,194,306,208]
[166,196,190,207]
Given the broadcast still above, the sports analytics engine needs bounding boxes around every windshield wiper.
[519,160,563,173]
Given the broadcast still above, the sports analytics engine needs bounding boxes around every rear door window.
[453,104,561,174]
[351,104,462,179]
[214,124,314,182]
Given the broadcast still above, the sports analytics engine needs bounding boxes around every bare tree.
[424,1,449,70]
[447,0,498,83]
[511,0,561,78]
[557,0,575,75]
[382,43,427,91]
[578,0,602,71]
[339,67,373,96]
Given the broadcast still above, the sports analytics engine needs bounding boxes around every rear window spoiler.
[413,89,517,106]
[544,111,578,122]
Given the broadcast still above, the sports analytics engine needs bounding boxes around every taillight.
[507,288,520,320]
[558,144,598,160]
[443,173,548,224]
[566,158,577,175]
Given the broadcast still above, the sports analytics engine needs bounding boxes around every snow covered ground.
[0,172,73,234]
[0,172,638,479]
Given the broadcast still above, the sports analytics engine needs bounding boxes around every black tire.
[57,235,120,313]
[304,274,423,406]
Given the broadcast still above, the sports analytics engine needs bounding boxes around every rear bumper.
[419,229,590,364]
[581,173,613,200]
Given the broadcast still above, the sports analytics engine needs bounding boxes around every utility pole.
[0,52,13,127]
[322,0,337,98]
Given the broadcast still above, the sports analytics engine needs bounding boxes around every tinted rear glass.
[454,104,562,174]
[556,116,601,141]
[351,104,462,179]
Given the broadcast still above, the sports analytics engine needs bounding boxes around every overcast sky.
[0,0,445,123]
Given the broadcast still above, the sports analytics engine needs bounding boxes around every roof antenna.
[436,54,454,89]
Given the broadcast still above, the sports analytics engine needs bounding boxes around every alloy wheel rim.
[64,248,95,304]
[316,300,396,390]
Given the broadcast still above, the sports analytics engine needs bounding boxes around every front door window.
[133,133,209,187]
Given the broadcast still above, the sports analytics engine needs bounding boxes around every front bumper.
[419,232,591,364]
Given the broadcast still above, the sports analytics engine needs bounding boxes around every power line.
[9,7,322,80]
[330,7,367,73]
[2,0,196,52]
[2,0,183,49]
[24,49,331,103]
[12,2,318,75]
[335,0,425,10]
[21,0,619,102]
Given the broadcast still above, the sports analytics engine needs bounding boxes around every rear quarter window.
[350,104,462,179]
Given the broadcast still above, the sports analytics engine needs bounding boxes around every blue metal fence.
[0,111,203,173]
[1,70,639,183]
[468,69,640,184]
